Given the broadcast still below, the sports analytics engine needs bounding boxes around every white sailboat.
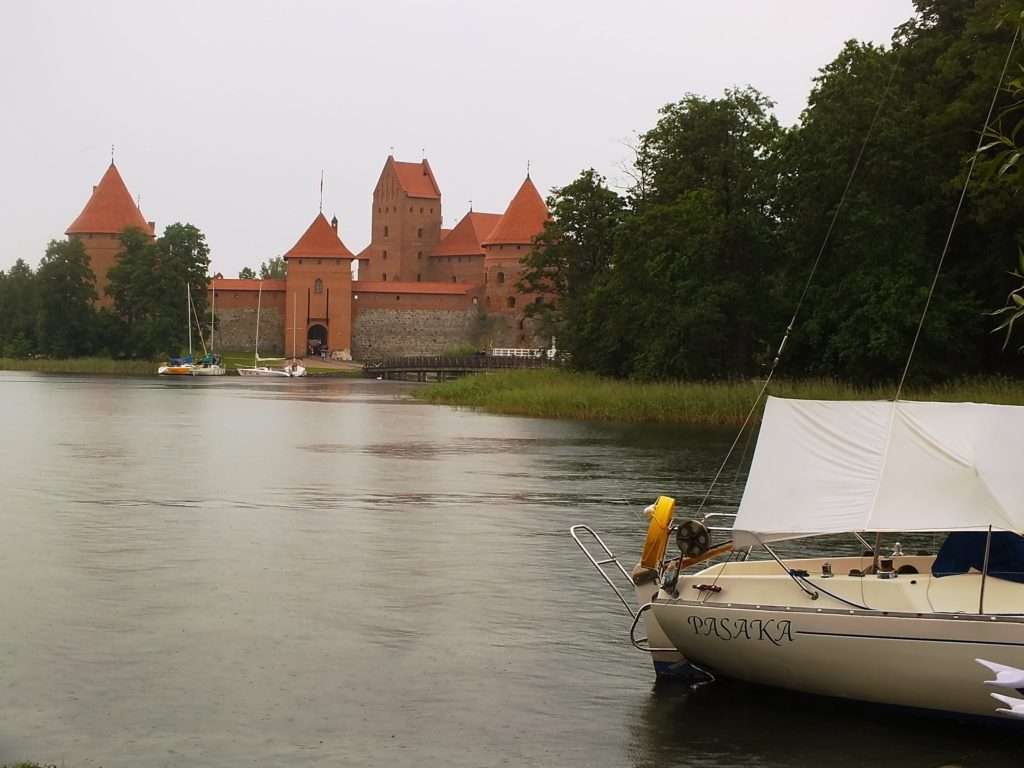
[192,279,226,376]
[283,292,307,378]
[645,398,1024,720]
[237,280,289,377]
[157,284,197,375]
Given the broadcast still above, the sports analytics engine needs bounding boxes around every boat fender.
[640,496,676,569]
[693,584,722,593]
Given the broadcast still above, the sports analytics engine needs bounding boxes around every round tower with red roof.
[66,163,155,308]
[482,175,550,343]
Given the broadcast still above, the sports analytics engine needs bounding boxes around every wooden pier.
[364,354,554,381]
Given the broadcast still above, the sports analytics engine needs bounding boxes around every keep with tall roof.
[483,176,550,246]
[283,213,355,259]
[386,155,441,199]
[66,163,153,236]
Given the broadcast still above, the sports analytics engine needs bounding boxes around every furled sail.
[731,397,1024,546]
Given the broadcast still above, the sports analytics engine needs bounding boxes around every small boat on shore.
[237,280,292,377]
[158,284,198,375]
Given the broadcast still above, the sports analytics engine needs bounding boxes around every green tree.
[35,238,97,357]
[260,256,286,280]
[0,259,39,357]
[614,88,783,379]
[238,266,256,279]
[517,170,625,365]
[107,223,211,358]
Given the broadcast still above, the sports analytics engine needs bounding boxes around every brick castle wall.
[214,307,284,355]
[352,308,481,358]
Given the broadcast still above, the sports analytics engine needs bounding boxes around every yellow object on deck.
[640,496,676,569]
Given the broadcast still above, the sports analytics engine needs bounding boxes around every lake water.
[0,372,1017,767]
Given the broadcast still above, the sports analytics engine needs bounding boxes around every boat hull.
[237,367,290,377]
[157,365,194,375]
[652,600,1024,720]
[191,365,226,376]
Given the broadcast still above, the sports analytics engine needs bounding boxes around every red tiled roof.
[483,176,550,246]
[439,227,452,240]
[354,281,471,295]
[389,156,441,199]
[210,279,286,291]
[430,211,503,257]
[66,163,153,235]
[283,213,355,259]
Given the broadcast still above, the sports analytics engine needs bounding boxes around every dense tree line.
[522,0,1024,383]
[0,224,210,359]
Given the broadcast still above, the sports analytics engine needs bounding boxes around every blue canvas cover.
[932,531,1024,583]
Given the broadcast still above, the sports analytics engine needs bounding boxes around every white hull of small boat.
[237,366,290,377]
[284,364,307,377]
[652,559,1024,720]
[191,365,226,376]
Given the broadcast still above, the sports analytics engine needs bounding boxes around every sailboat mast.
[293,292,297,360]
[187,283,192,358]
[254,280,263,368]
[211,280,216,353]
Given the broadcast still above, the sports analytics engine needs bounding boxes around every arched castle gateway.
[66,156,552,358]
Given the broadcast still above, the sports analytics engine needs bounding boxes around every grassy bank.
[0,357,156,376]
[414,369,1024,426]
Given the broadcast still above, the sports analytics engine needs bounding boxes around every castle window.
[472,296,478,305]
[417,274,421,282]
[451,276,457,283]
[497,272,505,284]
[383,250,388,260]
[316,259,322,265]
[417,251,422,260]
[518,319,524,330]
[314,278,323,294]
[419,208,424,214]
[409,207,413,213]
[535,296,544,304]
[417,227,423,238]
[382,273,387,281]
[507,296,516,308]
[384,225,389,237]
[354,294,359,300]
[517,245,521,250]
[396,295,400,301]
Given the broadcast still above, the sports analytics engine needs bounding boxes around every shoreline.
[413,370,1024,426]
[0,356,365,378]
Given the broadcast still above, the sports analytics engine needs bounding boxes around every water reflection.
[0,372,1016,767]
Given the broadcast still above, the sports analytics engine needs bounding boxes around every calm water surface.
[0,372,1017,767]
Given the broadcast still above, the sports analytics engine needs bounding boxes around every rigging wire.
[694,46,905,519]
[894,23,1021,400]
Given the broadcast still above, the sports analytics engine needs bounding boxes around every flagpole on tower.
[320,170,324,213]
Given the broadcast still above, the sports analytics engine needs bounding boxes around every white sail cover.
[731,397,1024,546]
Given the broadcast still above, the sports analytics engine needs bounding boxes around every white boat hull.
[237,366,290,377]
[652,599,1024,719]
[158,365,194,375]
[191,365,226,376]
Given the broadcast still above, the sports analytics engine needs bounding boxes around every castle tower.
[482,175,549,327]
[66,163,155,308]
[283,212,356,358]
[362,156,442,283]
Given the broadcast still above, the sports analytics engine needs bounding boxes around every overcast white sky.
[0,1,914,277]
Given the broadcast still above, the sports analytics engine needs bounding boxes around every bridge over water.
[363,354,556,381]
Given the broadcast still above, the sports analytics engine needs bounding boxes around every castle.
[65,157,551,358]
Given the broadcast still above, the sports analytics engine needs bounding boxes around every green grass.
[0,357,156,376]
[413,369,1024,426]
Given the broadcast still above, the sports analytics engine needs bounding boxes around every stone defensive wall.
[214,307,285,355]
